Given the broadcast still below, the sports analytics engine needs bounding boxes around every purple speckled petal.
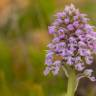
[73,21,79,28]
[48,26,55,34]
[74,15,78,21]
[64,18,70,24]
[89,76,96,81]
[67,24,74,31]
[85,56,93,65]
[44,67,51,76]
[75,63,84,71]
[52,37,60,43]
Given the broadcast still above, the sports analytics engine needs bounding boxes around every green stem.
[66,69,77,96]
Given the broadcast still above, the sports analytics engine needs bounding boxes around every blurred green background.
[0,0,96,96]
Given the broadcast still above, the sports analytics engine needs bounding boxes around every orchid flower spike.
[44,4,96,82]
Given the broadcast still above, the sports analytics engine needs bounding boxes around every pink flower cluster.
[44,4,96,81]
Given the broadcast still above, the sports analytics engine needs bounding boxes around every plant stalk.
[65,69,77,96]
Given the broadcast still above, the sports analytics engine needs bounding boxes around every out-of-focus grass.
[0,0,95,96]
